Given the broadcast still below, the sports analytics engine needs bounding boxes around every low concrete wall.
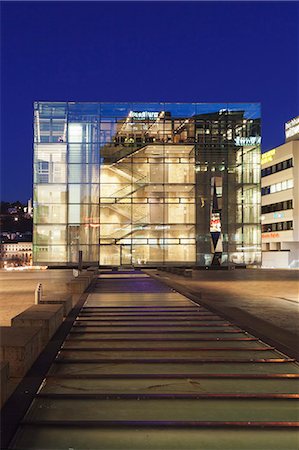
[40,294,72,316]
[0,327,42,377]
[67,278,86,292]
[87,266,98,272]
[11,305,63,347]
[67,279,86,306]
[66,270,97,306]
[159,267,193,277]
[0,361,9,407]
[0,269,74,327]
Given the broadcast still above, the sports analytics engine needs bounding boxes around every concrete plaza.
[0,269,73,326]
[0,267,298,358]
[147,268,299,360]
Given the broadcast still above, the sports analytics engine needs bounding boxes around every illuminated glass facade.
[33,102,261,267]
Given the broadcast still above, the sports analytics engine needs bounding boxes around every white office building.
[261,116,299,268]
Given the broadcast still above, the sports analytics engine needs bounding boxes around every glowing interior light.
[68,123,83,143]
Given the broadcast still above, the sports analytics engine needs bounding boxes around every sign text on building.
[129,111,159,120]
[261,149,276,165]
[234,136,261,146]
[262,232,280,239]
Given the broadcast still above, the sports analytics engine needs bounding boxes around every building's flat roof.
[34,101,261,119]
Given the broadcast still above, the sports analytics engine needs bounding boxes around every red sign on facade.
[262,232,280,239]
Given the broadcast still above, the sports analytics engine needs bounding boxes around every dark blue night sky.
[1,1,298,201]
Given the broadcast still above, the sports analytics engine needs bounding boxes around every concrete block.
[83,269,96,278]
[0,327,42,377]
[184,269,193,278]
[77,278,89,288]
[40,295,72,316]
[0,361,9,407]
[67,275,94,306]
[67,279,86,293]
[87,266,98,273]
[26,304,64,329]
[79,273,93,285]
[11,305,63,347]
[70,294,80,307]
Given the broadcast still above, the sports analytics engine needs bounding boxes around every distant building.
[0,241,32,267]
[33,102,261,268]
[24,199,33,218]
[0,231,32,243]
[261,116,299,268]
[0,201,33,244]
[7,207,18,215]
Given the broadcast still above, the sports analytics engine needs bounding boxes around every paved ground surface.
[6,271,299,450]
[0,269,73,326]
[146,269,299,360]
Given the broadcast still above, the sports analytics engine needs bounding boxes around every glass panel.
[68,164,99,183]
[49,361,299,376]
[34,225,66,245]
[11,426,299,450]
[68,225,99,246]
[34,185,67,204]
[40,375,299,394]
[35,204,67,224]
[100,183,133,199]
[68,204,99,224]
[33,245,67,262]
[100,205,132,224]
[68,244,99,263]
[34,144,67,184]
[164,244,196,262]
[100,224,131,240]
[100,245,120,266]
[26,397,297,421]
[68,184,99,204]
[166,204,195,224]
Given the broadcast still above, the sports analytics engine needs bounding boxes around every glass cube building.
[33,102,261,267]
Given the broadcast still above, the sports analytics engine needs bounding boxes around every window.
[262,220,293,232]
[37,161,49,183]
[261,158,293,177]
[260,199,295,213]
[262,179,294,195]
[270,184,277,194]
[261,186,271,196]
